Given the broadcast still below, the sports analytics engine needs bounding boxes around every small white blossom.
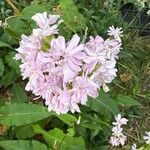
[77,115,81,124]
[0,20,2,27]
[102,83,110,92]
[110,114,128,147]
[110,136,120,146]
[112,126,123,137]
[131,144,137,150]
[147,10,150,16]
[143,132,150,144]
[107,26,123,42]
[119,134,127,146]
[113,114,128,127]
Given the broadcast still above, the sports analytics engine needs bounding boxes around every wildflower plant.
[110,114,128,146]
[0,0,149,149]
[15,12,123,114]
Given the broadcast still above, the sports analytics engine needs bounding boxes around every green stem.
[5,0,20,15]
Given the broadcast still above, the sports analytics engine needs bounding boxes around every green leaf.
[11,83,28,103]
[21,4,52,20]
[2,69,19,87]
[0,58,4,77]
[5,52,20,75]
[33,125,86,150]
[0,140,48,150]
[138,144,150,150]
[0,103,51,126]
[0,41,12,49]
[0,96,5,107]
[55,114,77,126]
[80,123,102,130]
[87,91,119,115]
[116,95,140,107]
[59,0,86,32]
[16,125,35,139]
[90,145,109,150]
[6,16,30,37]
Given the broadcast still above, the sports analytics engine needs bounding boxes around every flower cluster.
[15,12,122,114]
[110,114,128,146]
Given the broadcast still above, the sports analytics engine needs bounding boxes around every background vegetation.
[0,0,149,149]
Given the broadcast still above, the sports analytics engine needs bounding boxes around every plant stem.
[5,0,20,15]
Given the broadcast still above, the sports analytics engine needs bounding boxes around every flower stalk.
[5,0,20,15]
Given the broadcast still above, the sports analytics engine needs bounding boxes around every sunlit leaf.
[33,125,86,150]
[0,103,51,126]
[0,140,48,150]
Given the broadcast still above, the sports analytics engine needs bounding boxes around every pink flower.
[83,36,106,74]
[15,12,123,114]
[104,38,122,59]
[15,35,40,62]
[73,76,99,105]
[90,59,117,87]
[51,34,86,83]
[32,12,63,37]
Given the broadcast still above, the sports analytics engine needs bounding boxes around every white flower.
[107,26,123,42]
[147,10,150,16]
[0,20,2,27]
[131,144,137,150]
[77,115,81,124]
[112,126,123,137]
[110,136,120,146]
[102,83,110,92]
[119,134,127,146]
[113,114,128,127]
[143,132,150,144]
[110,114,128,147]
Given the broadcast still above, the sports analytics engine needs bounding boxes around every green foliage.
[0,41,13,49]
[2,69,19,87]
[5,52,20,75]
[21,4,52,20]
[11,83,28,103]
[55,114,77,126]
[0,96,5,107]
[59,0,86,32]
[116,95,140,107]
[33,125,86,150]
[0,58,4,77]
[0,140,48,150]
[15,125,35,139]
[138,144,150,150]
[0,103,51,126]
[87,91,119,115]
[6,16,31,39]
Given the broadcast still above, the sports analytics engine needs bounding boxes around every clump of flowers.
[110,114,128,146]
[15,12,123,114]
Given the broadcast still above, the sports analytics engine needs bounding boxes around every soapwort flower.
[15,12,123,114]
